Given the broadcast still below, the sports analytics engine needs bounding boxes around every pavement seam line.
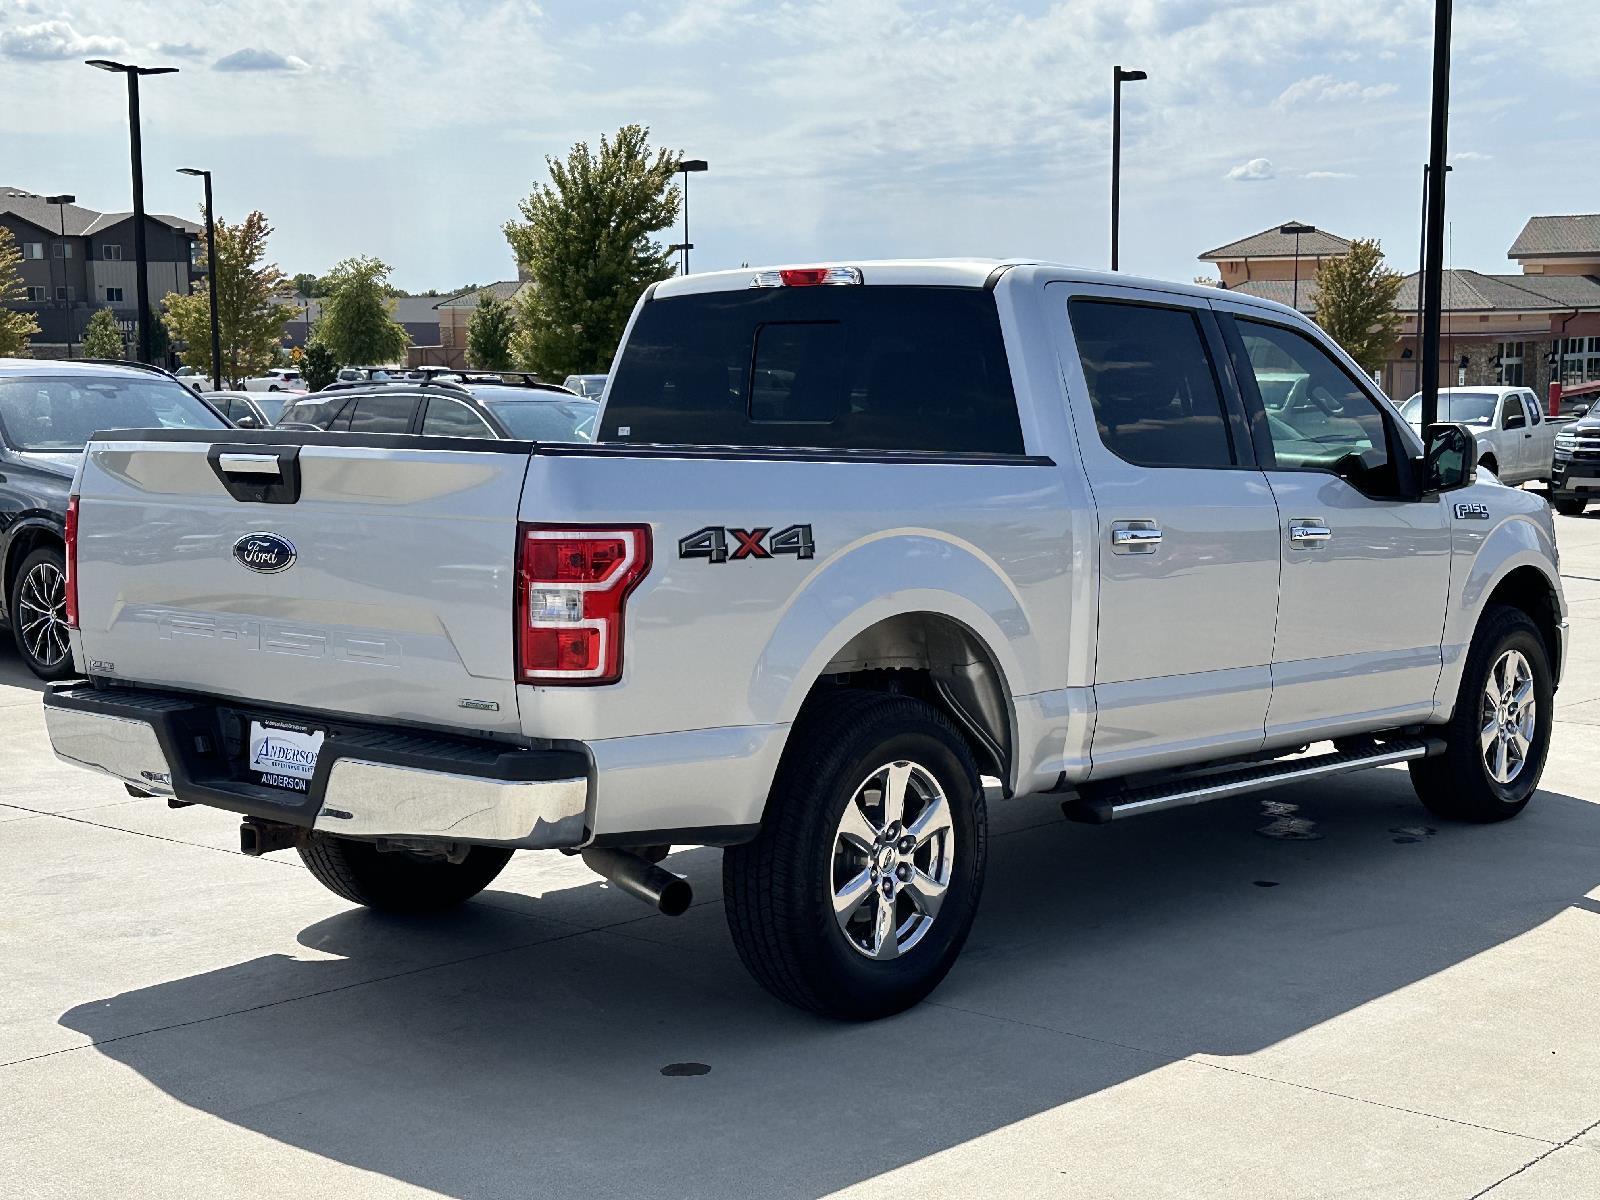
[925,998,1556,1149]
[0,917,599,1072]
[1465,1112,1600,1198]
[0,802,301,866]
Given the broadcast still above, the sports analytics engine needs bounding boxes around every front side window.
[1237,319,1395,488]
[343,394,418,434]
[0,376,225,451]
[484,397,598,441]
[421,397,494,437]
[1068,299,1235,469]
[602,286,1023,454]
[279,397,348,429]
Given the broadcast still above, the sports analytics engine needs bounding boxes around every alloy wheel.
[1481,648,1536,786]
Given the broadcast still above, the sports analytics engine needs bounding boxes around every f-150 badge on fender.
[233,532,297,573]
[1454,503,1491,520]
[679,524,815,563]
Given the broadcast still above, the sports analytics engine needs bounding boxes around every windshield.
[484,398,598,441]
[1400,392,1498,426]
[0,375,227,451]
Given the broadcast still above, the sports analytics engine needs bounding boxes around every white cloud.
[1303,170,1356,179]
[152,41,206,58]
[0,18,126,59]
[1452,150,1493,162]
[1226,158,1276,182]
[1274,74,1399,109]
[213,47,310,72]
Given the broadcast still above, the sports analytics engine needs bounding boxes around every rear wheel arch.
[3,523,63,620]
[798,611,1015,794]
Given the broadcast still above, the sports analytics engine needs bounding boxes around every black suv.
[0,359,230,679]
[277,373,598,442]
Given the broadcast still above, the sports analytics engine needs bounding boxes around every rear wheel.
[1554,496,1588,516]
[296,833,512,911]
[1409,605,1552,822]
[723,691,986,1020]
[9,546,74,681]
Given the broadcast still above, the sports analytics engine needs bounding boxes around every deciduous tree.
[315,256,409,367]
[0,227,40,356]
[81,307,125,358]
[301,339,339,391]
[504,124,679,377]
[466,290,516,370]
[1313,238,1404,375]
[162,211,290,385]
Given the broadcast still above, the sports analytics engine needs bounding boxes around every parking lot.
[2,507,1599,1199]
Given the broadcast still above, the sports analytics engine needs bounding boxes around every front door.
[1054,285,1282,777]
[1218,310,1452,743]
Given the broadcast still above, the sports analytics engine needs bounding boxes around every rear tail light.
[517,524,650,684]
[750,266,863,288]
[64,494,79,630]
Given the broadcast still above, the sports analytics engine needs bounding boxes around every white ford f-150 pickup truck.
[1399,385,1571,487]
[44,260,1566,1019]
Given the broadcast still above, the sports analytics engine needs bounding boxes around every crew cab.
[42,261,1566,1019]
[1399,386,1569,486]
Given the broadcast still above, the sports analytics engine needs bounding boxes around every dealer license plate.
[248,719,325,793]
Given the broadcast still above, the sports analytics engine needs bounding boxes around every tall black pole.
[1419,0,1453,431]
[200,172,222,391]
[1291,228,1302,310]
[682,168,690,275]
[1111,66,1122,272]
[1415,164,1429,379]
[125,71,154,363]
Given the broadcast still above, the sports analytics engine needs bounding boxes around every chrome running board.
[1063,737,1445,825]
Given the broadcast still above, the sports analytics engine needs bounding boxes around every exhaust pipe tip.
[656,876,692,917]
[581,847,694,916]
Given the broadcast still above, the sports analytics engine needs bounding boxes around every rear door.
[73,432,533,734]
[1053,285,1282,776]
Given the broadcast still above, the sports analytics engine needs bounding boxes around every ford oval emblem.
[233,532,297,574]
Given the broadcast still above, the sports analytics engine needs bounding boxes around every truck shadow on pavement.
[59,770,1600,1199]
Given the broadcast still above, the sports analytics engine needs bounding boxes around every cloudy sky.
[2,0,1594,292]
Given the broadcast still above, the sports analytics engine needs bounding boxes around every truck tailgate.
[73,434,531,735]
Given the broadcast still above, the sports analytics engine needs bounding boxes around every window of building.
[51,242,71,260]
[1496,341,1524,386]
[54,286,73,302]
[101,244,123,261]
[1067,299,1235,469]
[104,287,124,302]
[24,286,45,302]
[1559,337,1600,386]
[22,242,43,260]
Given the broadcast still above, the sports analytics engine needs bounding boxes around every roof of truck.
[0,358,183,381]
[652,259,1301,318]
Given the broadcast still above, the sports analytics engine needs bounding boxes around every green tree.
[291,272,319,298]
[504,124,680,376]
[301,339,339,391]
[1312,238,1404,375]
[81,307,125,358]
[466,289,516,369]
[162,211,291,385]
[0,227,40,356]
[315,256,409,367]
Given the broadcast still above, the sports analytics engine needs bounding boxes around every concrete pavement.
[6,511,1600,1198]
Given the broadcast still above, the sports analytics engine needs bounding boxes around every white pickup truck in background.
[1399,386,1571,485]
[44,260,1566,1019]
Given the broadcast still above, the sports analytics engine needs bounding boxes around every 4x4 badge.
[679,524,815,563]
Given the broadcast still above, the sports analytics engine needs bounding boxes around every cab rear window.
[602,286,1023,454]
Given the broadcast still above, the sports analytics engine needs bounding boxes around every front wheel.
[1409,605,1552,822]
[9,546,75,681]
[296,833,512,911]
[1554,496,1588,517]
[723,691,986,1020]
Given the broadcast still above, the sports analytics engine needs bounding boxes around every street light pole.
[178,168,222,391]
[86,59,177,364]
[1418,0,1453,432]
[1279,222,1315,311]
[1110,66,1147,272]
[677,159,708,275]
[45,194,73,357]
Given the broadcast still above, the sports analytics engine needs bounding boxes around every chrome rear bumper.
[43,684,589,850]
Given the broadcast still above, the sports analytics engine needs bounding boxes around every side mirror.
[1575,405,1591,419]
[233,414,261,429]
[1504,411,1526,430]
[1421,422,1477,494]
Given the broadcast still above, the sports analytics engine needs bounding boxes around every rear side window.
[1068,299,1235,469]
[602,287,1023,454]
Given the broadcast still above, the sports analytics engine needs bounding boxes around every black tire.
[296,832,512,912]
[1554,496,1588,517]
[9,546,75,681]
[1479,456,1498,477]
[723,690,986,1020]
[1409,605,1552,822]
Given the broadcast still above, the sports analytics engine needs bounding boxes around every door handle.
[1111,526,1163,552]
[217,452,283,476]
[1289,521,1332,543]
